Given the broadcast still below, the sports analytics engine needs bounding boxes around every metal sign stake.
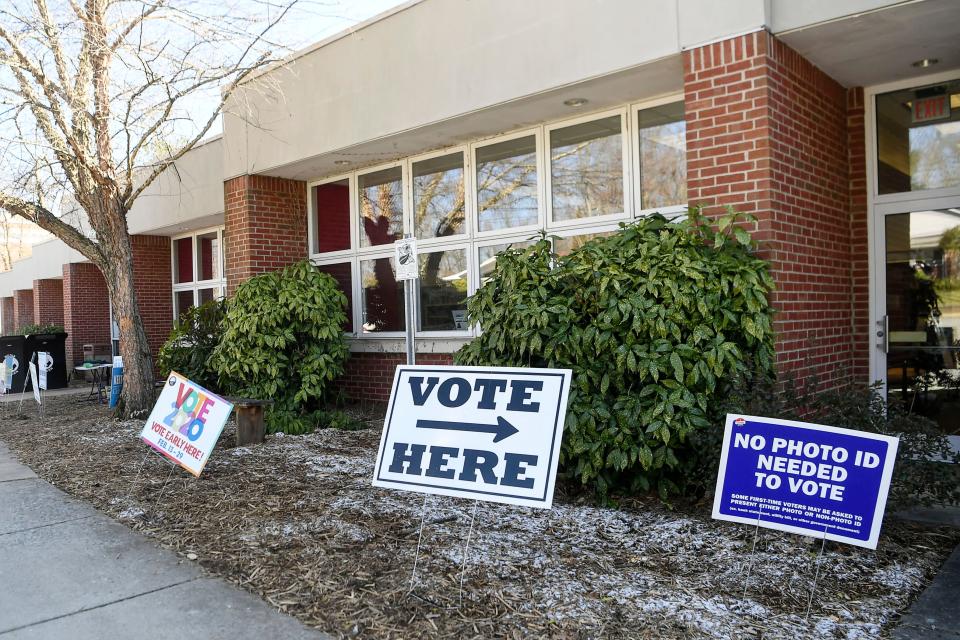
[741,503,763,600]
[408,493,430,593]
[458,500,480,607]
[804,525,829,621]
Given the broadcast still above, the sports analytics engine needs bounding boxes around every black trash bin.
[0,334,30,392]
[26,332,69,390]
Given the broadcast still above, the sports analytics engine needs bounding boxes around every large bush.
[211,260,349,434]
[456,209,776,497]
[156,300,225,388]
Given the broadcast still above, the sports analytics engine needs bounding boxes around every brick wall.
[12,289,34,331]
[1,297,13,335]
[32,278,64,326]
[848,87,870,386]
[335,352,455,403]
[131,235,173,360]
[224,175,308,293]
[63,263,110,365]
[684,30,863,391]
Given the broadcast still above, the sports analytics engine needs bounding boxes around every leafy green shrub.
[719,377,960,510]
[17,323,65,335]
[156,300,226,389]
[211,260,349,434]
[457,208,776,497]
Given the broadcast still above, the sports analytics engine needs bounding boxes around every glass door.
[883,207,960,435]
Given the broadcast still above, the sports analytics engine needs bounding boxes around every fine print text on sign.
[394,237,419,281]
[712,414,899,549]
[140,371,234,477]
[373,365,572,508]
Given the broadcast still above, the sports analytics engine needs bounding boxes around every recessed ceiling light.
[333,160,350,166]
[912,58,939,68]
[563,98,588,108]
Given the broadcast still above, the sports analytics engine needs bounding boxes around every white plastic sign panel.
[29,361,40,405]
[373,365,573,508]
[38,352,50,390]
[2,354,18,391]
[712,414,899,549]
[140,371,234,477]
[394,237,419,281]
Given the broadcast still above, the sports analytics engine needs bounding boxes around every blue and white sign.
[712,414,899,549]
[1,354,17,391]
[373,365,573,508]
[109,356,123,408]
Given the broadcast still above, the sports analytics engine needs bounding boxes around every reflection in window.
[360,256,404,333]
[174,290,195,320]
[553,231,615,257]
[313,179,351,253]
[418,249,468,331]
[638,102,687,209]
[358,167,403,248]
[197,288,216,305]
[173,237,193,284]
[550,115,624,221]
[877,81,960,194]
[414,153,465,239]
[476,136,539,232]
[196,232,220,281]
[316,262,354,332]
[478,240,535,282]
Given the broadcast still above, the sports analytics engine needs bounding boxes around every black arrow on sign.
[416,416,519,442]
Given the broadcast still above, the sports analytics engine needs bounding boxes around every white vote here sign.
[373,365,572,508]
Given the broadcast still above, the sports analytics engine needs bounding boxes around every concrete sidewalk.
[0,441,328,640]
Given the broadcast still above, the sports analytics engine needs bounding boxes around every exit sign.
[912,94,951,123]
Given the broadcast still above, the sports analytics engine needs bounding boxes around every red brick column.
[847,87,869,386]
[32,278,64,327]
[684,30,856,391]
[336,352,454,403]
[224,175,307,294]
[131,235,173,360]
[12,289,34,331]
[1,297,13,335]
[63,263,110,365]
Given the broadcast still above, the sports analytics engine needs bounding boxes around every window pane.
[418,249,468,331]
[413,153,465,239]
[638,102,687,209]
[197,287,216,305]
[877,81,960,194]
[316,262,354,333]
[476,135,538,232]
[173,237,193,284]
[478,239,535,282]
[174,290,195,319]
[358,167,403,248]
[314,180,351,253]
[196,232,221,281]
[550,115,624,221]
[553,231,615,257]
[360,256,404,333]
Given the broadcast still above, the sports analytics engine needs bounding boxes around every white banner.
[373,365,572,508]
[38,352,51,391]
[29,361,40,405]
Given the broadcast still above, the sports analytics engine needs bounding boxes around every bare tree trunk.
[94,199,155,417]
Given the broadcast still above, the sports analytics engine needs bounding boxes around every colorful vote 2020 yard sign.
[373,365,573,508]
[140,372,234,477]
[712,414,899,549]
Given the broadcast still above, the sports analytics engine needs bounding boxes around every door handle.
[877,315,889,354]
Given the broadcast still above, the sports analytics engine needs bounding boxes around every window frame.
[631,95,689,219]
[414,240,472,338]
[170,226,227,321]
[306,172,356,260]
[544,106,632,231]
[303,94,688,341]
[408,145,472,248]
[356,160,407,254]
[471,127,545,242]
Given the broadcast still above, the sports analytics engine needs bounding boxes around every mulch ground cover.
[1,395,957,639]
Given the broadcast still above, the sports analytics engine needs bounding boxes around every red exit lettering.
[914,96,949,123]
